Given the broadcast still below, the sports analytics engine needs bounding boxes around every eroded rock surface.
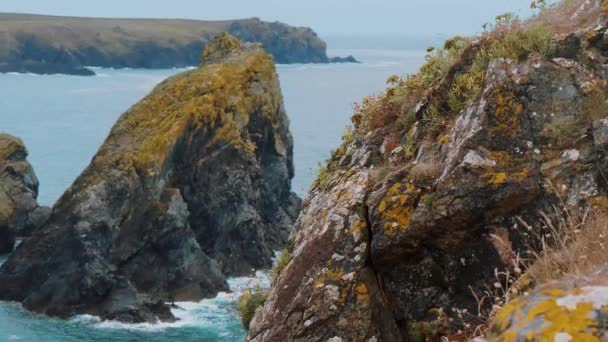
[248,4,608,341]
[0,34,300,323]
[0,133,49,253]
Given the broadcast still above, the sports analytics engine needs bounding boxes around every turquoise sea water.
[0,48,424,341]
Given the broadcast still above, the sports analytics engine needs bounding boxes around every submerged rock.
[0,33,300,323]
[329,55,360,63]
[0,133,49,253]
[248,5,608,341]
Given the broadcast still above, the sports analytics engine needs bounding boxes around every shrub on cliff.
[270,249,291,283]
[237,285,268,329]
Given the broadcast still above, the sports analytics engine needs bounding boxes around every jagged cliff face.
[0,133,49,253]
[0,13,331,75]
[249,2,608,341]
[0,33,300,323]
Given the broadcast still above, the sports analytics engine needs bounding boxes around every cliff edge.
[247,1,608,340]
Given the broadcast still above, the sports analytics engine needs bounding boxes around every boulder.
[0,33,300,323]
[0,133,49,253]
[489,266,608,341]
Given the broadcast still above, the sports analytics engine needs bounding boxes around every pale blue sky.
[1,0,537,36]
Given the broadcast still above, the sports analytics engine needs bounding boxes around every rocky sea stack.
[247,1,608,340]
[0,33,300,323]
[0,133,49,254]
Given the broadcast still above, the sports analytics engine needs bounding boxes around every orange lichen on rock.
[490,284,608,341]
[378,182,417,236]
[484,171,508,186]
[355,283,370,304]
[490,91,524,138]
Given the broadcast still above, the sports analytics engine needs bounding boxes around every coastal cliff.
[0,133,49,253]
[247,1,608,340]
[0,33,300,323]
[0,13,353,76]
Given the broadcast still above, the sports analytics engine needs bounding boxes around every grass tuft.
[270,249,291,283]
[236,285,268,330]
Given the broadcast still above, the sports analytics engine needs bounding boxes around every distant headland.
[0,13,358,76]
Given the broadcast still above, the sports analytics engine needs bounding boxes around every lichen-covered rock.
[0,133,49,253]
[248,5,608,340]
[488,267,608,341]
[0,34,301,323]
[248,159,401,341]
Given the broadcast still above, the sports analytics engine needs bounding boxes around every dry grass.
[532,0,604,35]
[462,190,608,339]
[409,162,442,185]
[525,205,608,284]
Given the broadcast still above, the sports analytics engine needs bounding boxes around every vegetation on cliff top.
[92,33,281,174]
[311,0,606,190]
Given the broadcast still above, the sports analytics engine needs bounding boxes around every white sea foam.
[76,262,274,333]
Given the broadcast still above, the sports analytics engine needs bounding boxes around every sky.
[1,0,537,37]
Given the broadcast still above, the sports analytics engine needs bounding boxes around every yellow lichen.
[493,297,526,332]
[326,268,345,283]
[378,182,417,236]
[491,91,523,138]
[339,287,348,304]
[89,39,280,178]
[349,219,367,236]
[494,287,604,341]
[355,283,369,304]
[485,172,508,186]
[313,276,325,288]
[526,298,597,341]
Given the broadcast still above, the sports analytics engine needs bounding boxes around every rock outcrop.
[0,13,353,76]
[0,33,300,323]
[0,133,49,253]
[247,2,608,341]
[489,266,608,341]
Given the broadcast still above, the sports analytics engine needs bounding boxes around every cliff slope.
[0,33,301,323]
[248,1,608,340]
[0,133,49,253]
[0,13,334,75]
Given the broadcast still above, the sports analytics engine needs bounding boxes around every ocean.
[0,47,425,341]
